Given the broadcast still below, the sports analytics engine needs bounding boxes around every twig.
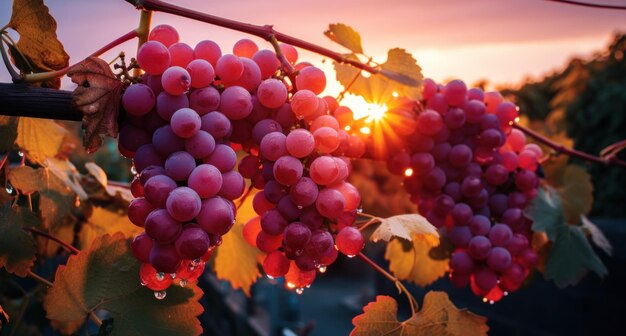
[513,123,626,168]
[357,252,418,314]
[27,227,80,254]
[27,270,53,287]
[124,0,387,78]
[545,0,626,10]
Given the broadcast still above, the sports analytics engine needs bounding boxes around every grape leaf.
[8,165,44,195]
[47,157,89,200]
[43,233,203,335]
[0,203,38,277]
[581,215,612,256]
[78,206,142,250]
[385,235,449,287]
[334,48,422,104]
[324,23,364,54]
[7,0,69,89]
[16,117,67,165]
[350,292,488,336]
[370,214,439,244]
[528,187,562,241]
[214,189,262,296]
[544,224,608,288]
[558,165,593,224]
[67,57,123,153]
[85,162,108,188]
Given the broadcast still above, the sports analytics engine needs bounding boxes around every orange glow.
[341,94,387,121]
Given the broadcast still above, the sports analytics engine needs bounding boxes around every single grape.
[169,42,194,68]
[137,41,170,75]
[148,24,179,48]
[143,174,177,208]
[164,151,196,181]
[295,66,326,95]
[336,226,364,256]
[149,243,182,273]
[196,196,235,235]
[273,155,303,186]
[128,197,155,227]
[219,86,253,120]
[194,40,222,67]
[257,78,288,108]
[166,187,202,222]
[283,222,311,249]
[131,232,154,263]
[123,84,155,116]
[161,66,191,95]
[170,108,201,138]
[263,251,291,278]
[175,225,211,260]
[145,209,182,243]
[218,171,245,200]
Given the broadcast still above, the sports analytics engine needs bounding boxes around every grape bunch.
[121,24,252,298]
[368,79,540,302]
[120,24,368,296]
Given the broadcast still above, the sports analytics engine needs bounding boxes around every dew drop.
[17,151,24,157]
[295,288,304,295]
[170,273,177,279]
[140,281,146,286]
[266,274,275,280]
[356,206,363,214]
[191,258,202,267]
[489,300,494,305]
[318,266,327,274]
[5,183,13,194]
[155,272,165,281]
[179,279,188,287]
[154,290,167,300]
[504,291,509,296]
[482,297,488,303]
[130,165,138,175]
[286,282,296,289]
[346,254,356,258]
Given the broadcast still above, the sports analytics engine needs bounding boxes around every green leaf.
[0,203,39,277]
[16,117,67,165]
[544,224,608,288]
[385,235,449,287]
[528,187,562,241]
[334,48,422,104]
[350,292,489,336]
[43,233,203,336]
[324,23,364,54]
[558,165,593,224]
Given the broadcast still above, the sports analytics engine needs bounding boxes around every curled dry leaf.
[8,0,69,88]
[370,213,439,245]
[350,292,488,336]
[67,57,123,153]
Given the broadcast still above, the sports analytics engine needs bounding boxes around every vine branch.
[545,0,626,10]
[27,227,80,254]
[124,0,390,78]
[513,123,626,168]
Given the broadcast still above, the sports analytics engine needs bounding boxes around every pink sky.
[1,0,625,92]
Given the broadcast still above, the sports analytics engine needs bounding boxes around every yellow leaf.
[214,222,261,296]
[78,207,142,250]
[46,157,88,200]
[385,235,449,287]
[8,0,69,88]
[335,48,422,104]
[558,165,593,224]
[324,23,364,54]
[350,292,489,336]
[16,118,67,165]
[371,214,439,244]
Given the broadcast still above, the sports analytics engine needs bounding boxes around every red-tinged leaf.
[43,233,203,335]
[324,23,364,54]
[67,57,123,153]
[7,0,69,88]
[351,292,488,336]
[0,203,39,277]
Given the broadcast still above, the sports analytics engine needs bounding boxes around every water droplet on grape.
[356,206,363,214]
[156,272,165,281]
[346,254,356,258]
[170,273,177,279]
[482,297,488,303]
[130,165,138,175]
[179,279,188,287]
[140,281,146,286]
[286,282,296,289]
[318,266,327,273]
[5,183,13,194]
[266,274,275,280]
[504,291,509,296]
[295,249,304,257]
[154,290,167,300]
[297,205,303,209]
[295,288,304,295]
[17,151,24,157]
[191,258,202,267]
[489,300,494,305]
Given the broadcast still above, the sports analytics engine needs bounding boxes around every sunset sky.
[1,0,626,95]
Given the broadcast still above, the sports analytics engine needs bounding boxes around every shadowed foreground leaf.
[0,203,38,277]
[44,233,203,336]
[350,292,488,335]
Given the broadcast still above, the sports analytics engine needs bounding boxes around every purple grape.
[145,209,182,243]
[165,151,196,181]
[149,243,182,273]
[218,171,245,200]
[166,187,202,222]
[175,225,211,260]
[283,222,311,249]
[196,196,235,235]
[203,144,237,173]
[487,247,512,272]
[260,208,288,235]
[468,236,491,260]
[143,174,177,208]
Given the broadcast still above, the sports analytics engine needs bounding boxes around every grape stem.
[267,34,298,92]
[123,0,385,77]
[357,252,418,314]
[513,123,626,168]
[27,227,80,255]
